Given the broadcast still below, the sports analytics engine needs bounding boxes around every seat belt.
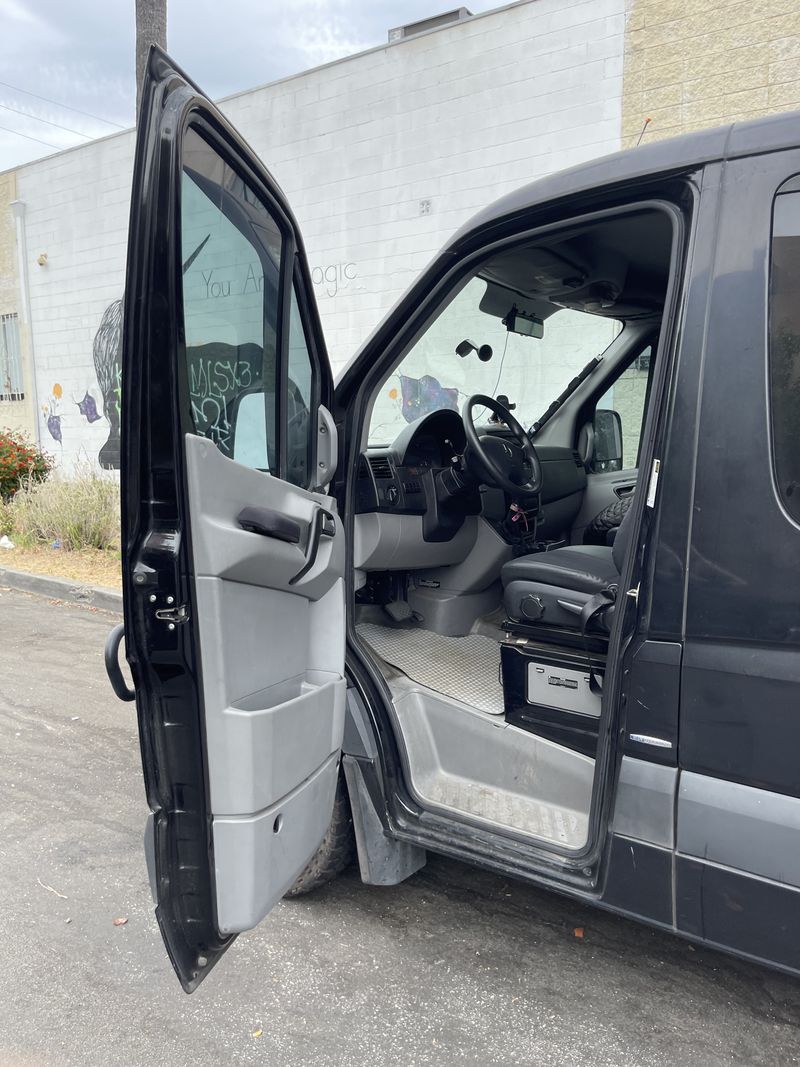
[579,585,617,693]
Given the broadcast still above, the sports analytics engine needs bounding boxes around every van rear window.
[769,183,800,524]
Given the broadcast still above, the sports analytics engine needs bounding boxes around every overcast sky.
[0,0,500,171]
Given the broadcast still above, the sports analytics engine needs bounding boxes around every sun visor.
[481,244,592,296]
[478,280,559,322]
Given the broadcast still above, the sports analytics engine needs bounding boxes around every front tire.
[284,769,356,897]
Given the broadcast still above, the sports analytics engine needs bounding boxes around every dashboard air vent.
[368,456,393,480]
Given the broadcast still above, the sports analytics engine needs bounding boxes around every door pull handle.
[289,507,336,585]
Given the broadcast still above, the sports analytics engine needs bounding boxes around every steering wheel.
[462,394,543,496]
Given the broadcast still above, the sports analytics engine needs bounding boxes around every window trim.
[767,180,800,528]
[0,312,25,403]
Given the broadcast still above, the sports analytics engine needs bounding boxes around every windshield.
[368,276,621,446]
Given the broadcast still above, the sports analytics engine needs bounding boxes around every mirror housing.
[591,408,623,472]
[315,404,338,489]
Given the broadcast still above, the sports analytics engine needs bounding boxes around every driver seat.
[502,506,633,630]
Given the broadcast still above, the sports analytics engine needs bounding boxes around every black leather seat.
[502,506,633,628]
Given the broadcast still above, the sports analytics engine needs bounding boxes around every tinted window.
[180,126,281,471]
[769,185,800,523]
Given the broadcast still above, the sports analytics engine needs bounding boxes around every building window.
[769,182,800,524]
[0,314,24,402]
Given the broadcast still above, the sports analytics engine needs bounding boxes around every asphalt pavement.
[1,585,800,1067]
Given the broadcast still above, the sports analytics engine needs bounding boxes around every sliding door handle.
[289,506,336,585]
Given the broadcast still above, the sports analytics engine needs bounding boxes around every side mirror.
[591,408,623,472]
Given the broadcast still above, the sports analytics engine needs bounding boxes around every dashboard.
[355,408,588,549]
[356,410,472,518]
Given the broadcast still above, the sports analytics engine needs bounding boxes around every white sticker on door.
[646,458,661,508]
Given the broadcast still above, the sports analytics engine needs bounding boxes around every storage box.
[526,659,601,718]
[501,639,606,757]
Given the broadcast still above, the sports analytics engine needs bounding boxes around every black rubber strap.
[579,586,617,693]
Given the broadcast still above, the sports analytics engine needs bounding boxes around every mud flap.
[342,756,426,886]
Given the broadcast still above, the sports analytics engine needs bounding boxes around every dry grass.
[7,461,119,552]
[0,545,121,590]
[0,463,122,590]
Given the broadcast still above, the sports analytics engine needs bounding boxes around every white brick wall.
[17,133,135,465]
[16,0,625,469]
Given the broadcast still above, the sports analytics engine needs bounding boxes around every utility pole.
[135,0,167,115]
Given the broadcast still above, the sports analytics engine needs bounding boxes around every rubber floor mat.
[357,622,504,715]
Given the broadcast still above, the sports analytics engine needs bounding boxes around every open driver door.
[120,48,346,991]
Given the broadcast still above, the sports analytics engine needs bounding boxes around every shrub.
[9,461,120,551]
[0,428,52,501]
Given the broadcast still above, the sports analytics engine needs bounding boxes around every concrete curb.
[0,566,123,614]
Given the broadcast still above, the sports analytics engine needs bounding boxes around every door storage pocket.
[208,671,346,817]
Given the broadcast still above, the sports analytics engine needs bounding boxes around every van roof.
[453,108,800,243]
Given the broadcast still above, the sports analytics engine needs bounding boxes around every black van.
[107,48,800,991]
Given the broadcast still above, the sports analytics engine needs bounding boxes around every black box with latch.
[500,628,607,757]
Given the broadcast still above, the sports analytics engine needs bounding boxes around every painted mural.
[42,379,104,450]
[41,383,63,445]
[92,299,123,469]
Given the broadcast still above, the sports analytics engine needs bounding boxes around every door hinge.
[626,583,640,605]
[154,603,189,628]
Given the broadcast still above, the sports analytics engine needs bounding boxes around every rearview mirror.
[503,305,544,339]
[591,408,623,472]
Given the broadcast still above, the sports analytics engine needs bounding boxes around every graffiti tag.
[188,355,255,452]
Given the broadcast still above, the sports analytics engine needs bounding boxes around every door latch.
[626,584,640,605]
[154,603,189,627]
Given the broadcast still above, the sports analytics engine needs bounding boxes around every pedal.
[384,600,414,623]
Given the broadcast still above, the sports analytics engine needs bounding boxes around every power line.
[0,79,126,130]
[0,122,59,149]
[0,101,92,140]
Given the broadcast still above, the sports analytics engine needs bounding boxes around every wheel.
[284,769,356,897]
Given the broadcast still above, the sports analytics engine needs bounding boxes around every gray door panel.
[186,434,346,933]
[187,435,345,598]
[213,752,340,933]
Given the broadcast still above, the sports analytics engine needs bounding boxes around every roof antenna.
[636,117,652,147]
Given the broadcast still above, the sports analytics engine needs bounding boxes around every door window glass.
[593,345,653,471]
[769,184,800,524]
[180,126,281,471]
